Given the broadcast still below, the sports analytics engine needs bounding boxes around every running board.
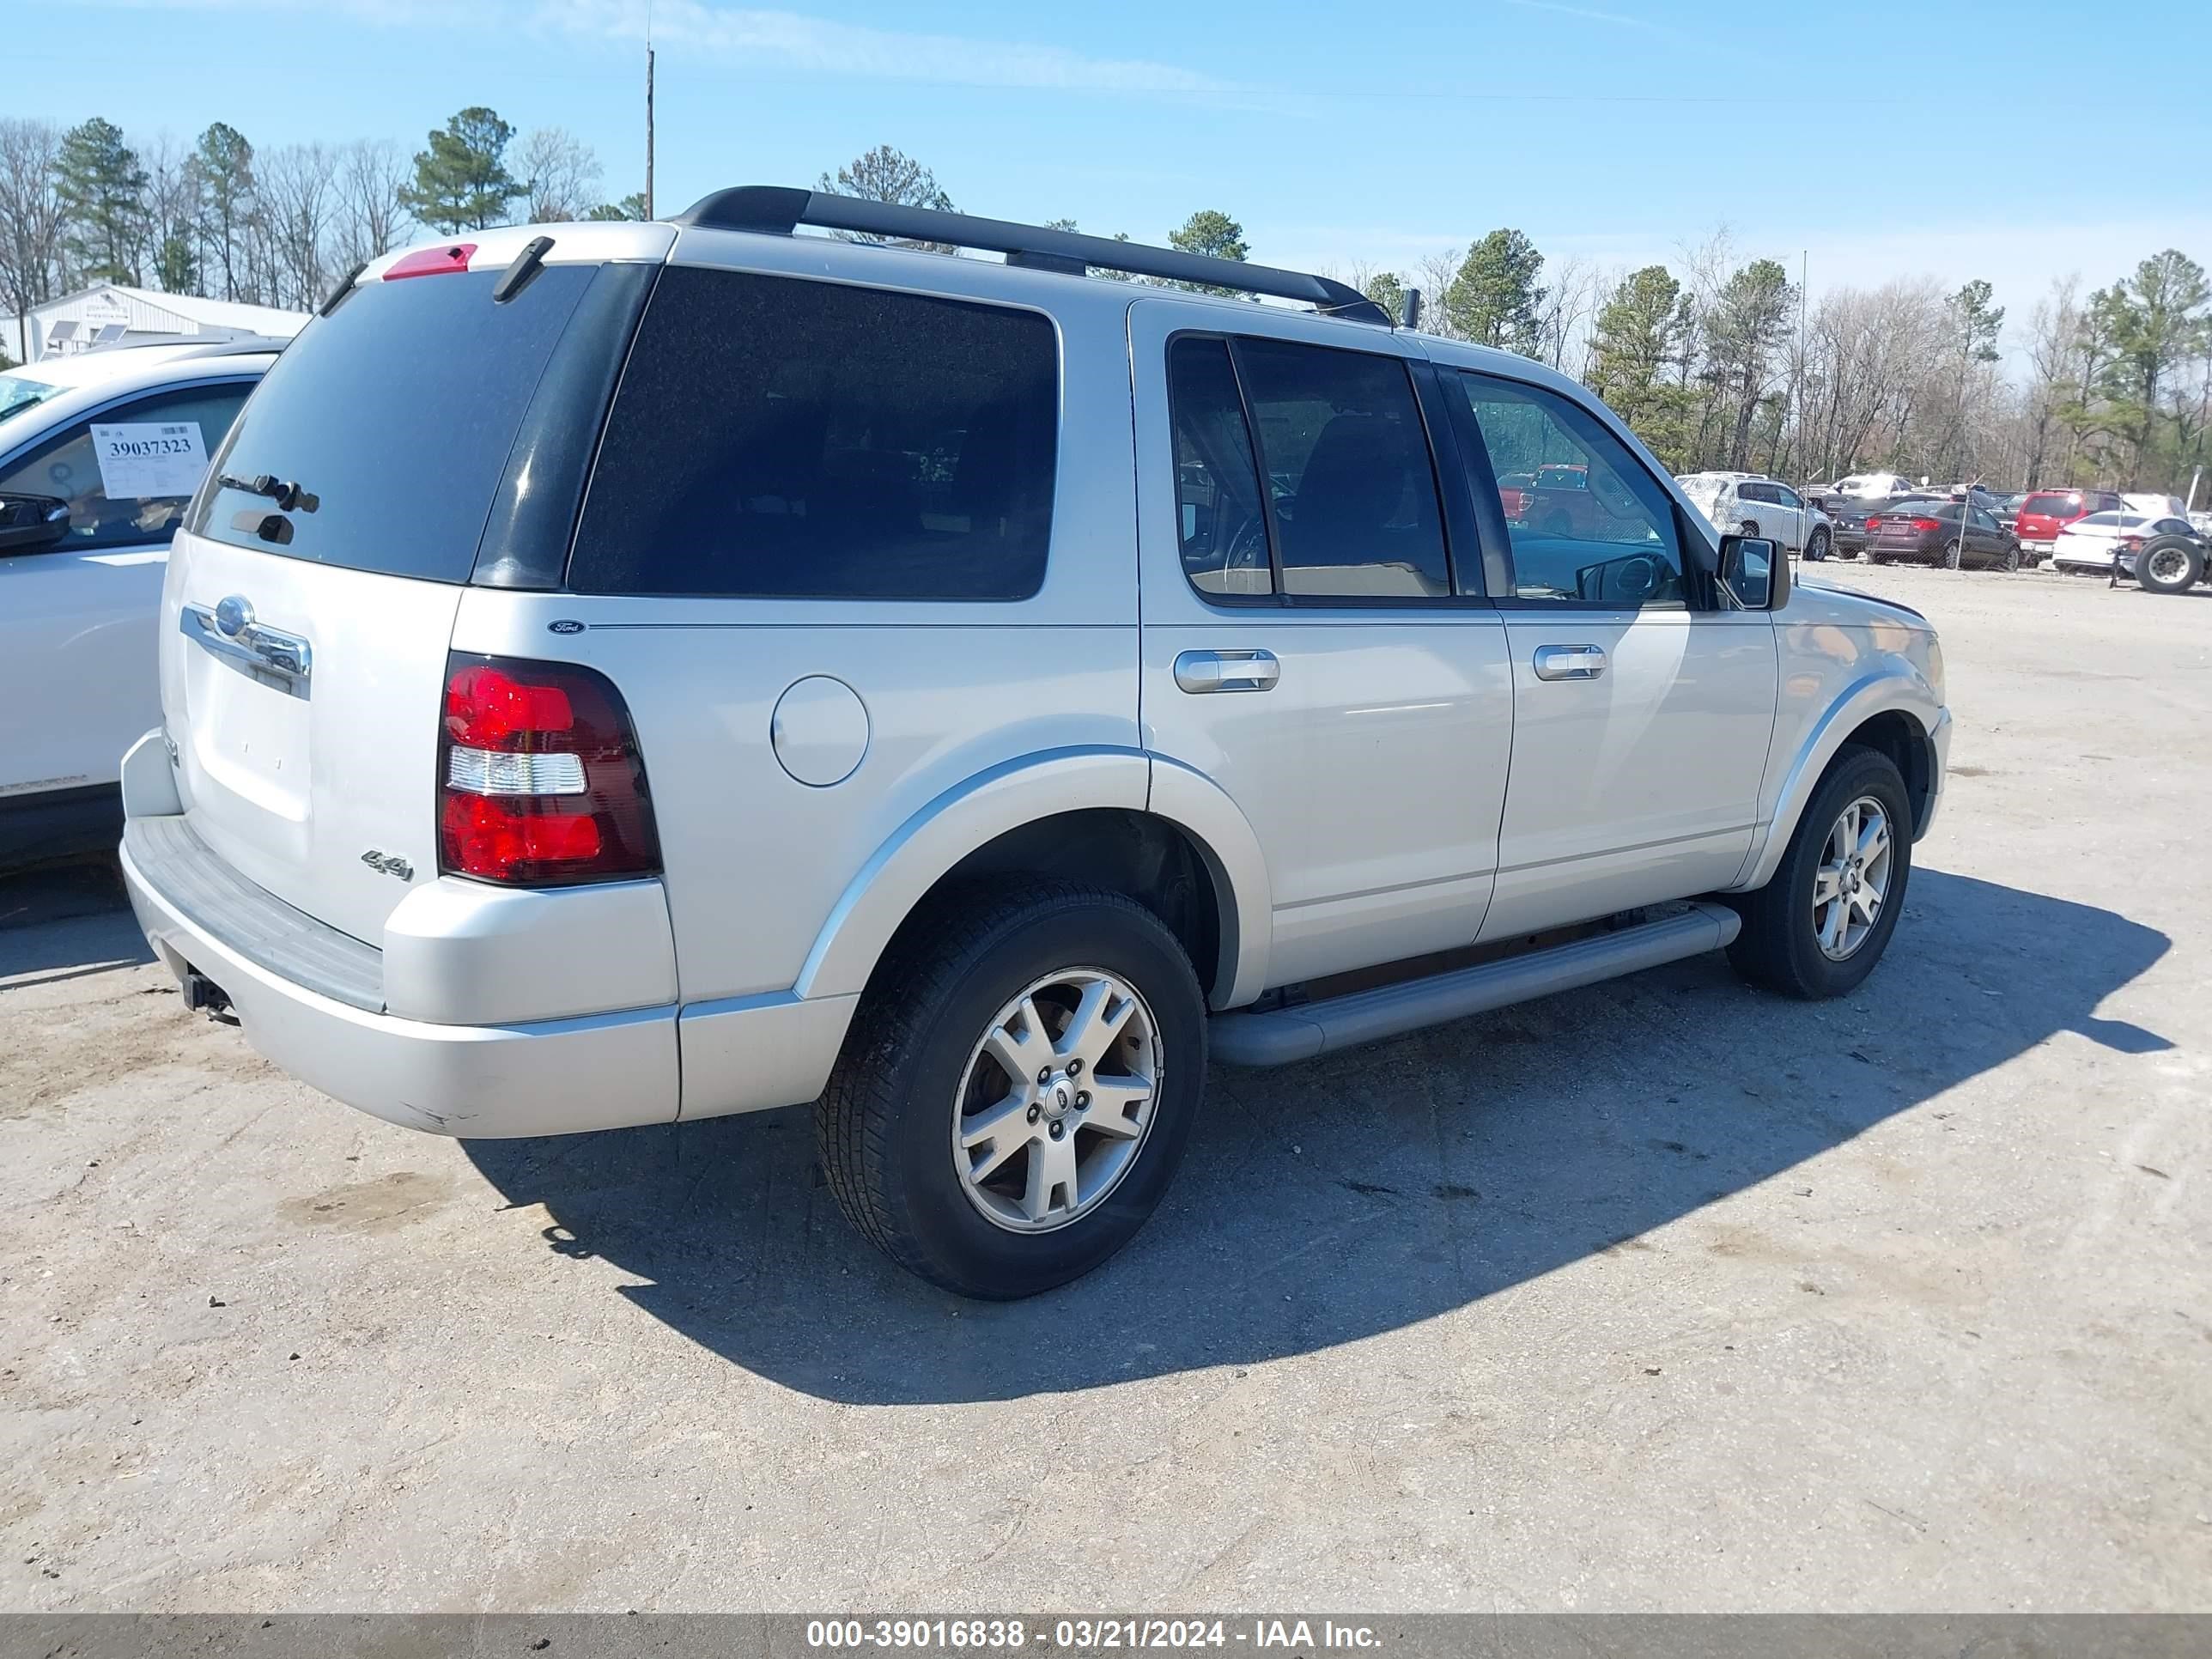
[1209,902,1741,1067]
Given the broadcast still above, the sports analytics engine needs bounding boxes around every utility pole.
[644,0,656,219]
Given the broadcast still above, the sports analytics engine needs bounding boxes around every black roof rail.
[672,185,1391,326]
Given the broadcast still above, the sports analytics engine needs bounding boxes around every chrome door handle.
[180,600,313,699]
[1533,643,1607,682]
[1174,648,1280,694]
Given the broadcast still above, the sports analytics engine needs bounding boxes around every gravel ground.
[3,562,2207,1613]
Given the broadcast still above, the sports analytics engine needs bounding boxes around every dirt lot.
[3,563,2207,1613]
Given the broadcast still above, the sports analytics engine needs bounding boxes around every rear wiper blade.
[216,473,318,514]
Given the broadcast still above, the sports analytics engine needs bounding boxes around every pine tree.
[57,117,149,286]
[401,107,524,234]
[1443,229,1547,355]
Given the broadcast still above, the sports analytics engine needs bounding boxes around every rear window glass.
[569,266,1059,600]
[0,374,59,425]
[2021,492,2081,516]
[187,265,599,581]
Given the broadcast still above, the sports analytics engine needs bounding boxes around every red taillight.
[1910,517,1942,532]
[436,653,659,886]
[2121,536,2143,553]
[385,243,477,280]
[1865,515,1882,529]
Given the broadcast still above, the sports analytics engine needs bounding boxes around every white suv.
[121,194,1949,1298]
[0,341,274,866]
[1676,471,1832,561]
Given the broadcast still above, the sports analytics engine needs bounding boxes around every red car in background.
[2014,489,2123,562]
[1499,463,1595,534]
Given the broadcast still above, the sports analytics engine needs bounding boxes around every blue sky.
[22,0,2212,331]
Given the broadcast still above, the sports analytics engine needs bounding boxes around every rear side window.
[570,267,1058,600]
[1164,333,1450,602]
[189,265,602,581]
[1169,337,1272,597]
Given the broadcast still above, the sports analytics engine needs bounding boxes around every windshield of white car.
[0,374,59,425]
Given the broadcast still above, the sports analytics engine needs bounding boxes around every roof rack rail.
[672,185,1391,326]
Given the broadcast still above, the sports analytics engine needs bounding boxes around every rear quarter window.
[568,267,1059,600]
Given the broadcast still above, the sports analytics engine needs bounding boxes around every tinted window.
[1457,372,1684,608]
[2021,492,2081,517]
[1,383,251,555]
[1971,507,1998,531]
[1229,338,1449,600]
[190,265,601,581]
[572,267,1057,600]
[1168,337,1272,597]
[1738,481,1775,505]
[1773,484,1802,509]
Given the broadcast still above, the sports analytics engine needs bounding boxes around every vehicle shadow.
[460,867,2169,1403]
[0,858,156,987]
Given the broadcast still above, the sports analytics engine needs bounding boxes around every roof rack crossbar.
[672,185,1391,326]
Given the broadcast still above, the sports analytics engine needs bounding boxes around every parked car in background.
[1829,492,1947,558]
[0,341,275,866]
[1676,471,1833,559]
[1863,500,2022,569]
[2014,488,2124,562]
[2051,510,2201,576]
[1988,491,2028,531]
[117,197,1949,1299]
[1836,471,1914,499]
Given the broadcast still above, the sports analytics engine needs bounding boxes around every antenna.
[1399,287,1423,331]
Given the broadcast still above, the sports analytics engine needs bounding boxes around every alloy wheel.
[951,968,1161,1233]
[1812,795,1893,962]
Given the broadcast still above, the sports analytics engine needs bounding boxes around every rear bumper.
[120,735,851,1134]
[124,824,683,1138]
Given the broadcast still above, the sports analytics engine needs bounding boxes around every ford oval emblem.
[213,595,253,638]
[547,618,586,635]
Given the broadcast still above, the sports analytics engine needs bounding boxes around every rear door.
[0,377,253,799]
[1133,300,1513,990]
[164,243,661,946]
[1444,368,1778,940]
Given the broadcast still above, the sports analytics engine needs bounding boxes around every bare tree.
[515,126,602,225]
[332,138,411,270]
[252,143,337,312]
[0,118,66,362]
[1416,246,1462,338]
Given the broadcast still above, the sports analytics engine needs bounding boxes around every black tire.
[2135,536,2203,595]
[2002,541,2021,572]
[1725,746,1913,1000]
[1866,551,1887,565]
[1738,519,1759,538]
[817,883,1206,1299]
[1943,536,1964,570]
[1805,526,1831,562]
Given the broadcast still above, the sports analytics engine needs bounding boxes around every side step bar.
[1209,902,1741,1067]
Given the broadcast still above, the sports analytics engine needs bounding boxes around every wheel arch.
[1733,672,1942,893]
[793,747,1271,1011]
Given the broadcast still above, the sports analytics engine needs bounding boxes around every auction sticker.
[90,421,207,499]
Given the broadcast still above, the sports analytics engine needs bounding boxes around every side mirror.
[1718,532,1787,610]
[0,493,69,554]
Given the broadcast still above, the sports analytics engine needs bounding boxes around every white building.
[5,284,307,365]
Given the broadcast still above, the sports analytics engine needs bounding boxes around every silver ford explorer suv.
[121,189,1950,1299]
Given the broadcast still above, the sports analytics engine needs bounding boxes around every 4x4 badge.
[361,849,413,881]
[547,619,586,635]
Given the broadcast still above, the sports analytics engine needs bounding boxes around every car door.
[1133,300,1513,992]
[1968,504,2003,562]
[1442,368,1779,941]
[0,378,255,799]
[1770,482,1810,553]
